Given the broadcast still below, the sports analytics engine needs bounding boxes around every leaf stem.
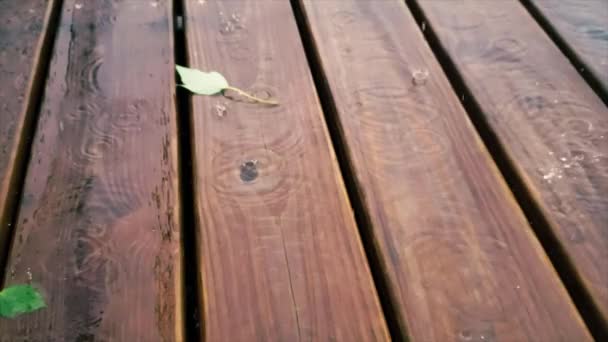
[224,86,279,106]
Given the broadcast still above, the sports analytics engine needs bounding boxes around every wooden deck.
[0,0,605,341]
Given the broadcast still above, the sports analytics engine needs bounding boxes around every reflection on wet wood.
[528,0,608,95]
[418,0,608,331]
[0,0,59,272]
[300,0,593,340]
[0,1,184,340]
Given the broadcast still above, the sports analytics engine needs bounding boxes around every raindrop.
[215,102,227,117]
[458,330,473,341]
[412,69,429,86]
[220,21,235,34]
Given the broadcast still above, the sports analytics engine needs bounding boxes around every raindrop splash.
[412,69,429,86]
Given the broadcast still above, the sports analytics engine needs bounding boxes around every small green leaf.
[176,65,229,95]
[0,285,46,318]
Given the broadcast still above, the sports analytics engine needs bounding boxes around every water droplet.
[412,69,429,86]
[214,102,227,117]
[220,21,235,34]
[459,330,473,341]
[240,160,259,182]
[421,21,426,31]
[75,3,83,9]
[198,0,206,4]
[515,285,521,289]
[150,1,158,7]
[26,267,33,282]
[560,157,567,162]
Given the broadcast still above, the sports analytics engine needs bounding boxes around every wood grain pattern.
[300,0,593,340]
[527,0,608,95]
[0,0,58,271]
[416,0,608,329]
[0,1,183,340]
[183,1,389,340]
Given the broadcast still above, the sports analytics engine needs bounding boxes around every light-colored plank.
[300,0,593,340]
[0,1,183,340]
[184,0,389,340]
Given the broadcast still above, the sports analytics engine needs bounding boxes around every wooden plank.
[0,1,183,340]
[298,0,593,340]
[416,0,608,330]
[526,0,608,95]
[0,0,59,270]
[183,1,389,340]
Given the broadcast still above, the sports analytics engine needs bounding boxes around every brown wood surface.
[417,0,608,328]
[527,0,608,95]
[183,1,389,340]
[300,0,593,340]
[0,1,183,340]
[0,0,58,270]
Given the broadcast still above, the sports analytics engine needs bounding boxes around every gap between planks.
[173,0,204,340]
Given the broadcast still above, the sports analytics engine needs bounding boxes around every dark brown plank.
[183,1,389,340]
[0,0,58,270]
[0,1,183,340]
[526,0,608,95]
[299,0,593,340]
[416,0,608,330]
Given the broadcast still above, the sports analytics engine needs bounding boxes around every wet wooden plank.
[0,1,183,340]
[416,0,608,330]
[183,1,389,340]
[0,0,59,270]
[299,0,593,340]
[526,0,608,95]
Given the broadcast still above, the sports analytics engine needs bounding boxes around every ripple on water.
[210,145,304,208]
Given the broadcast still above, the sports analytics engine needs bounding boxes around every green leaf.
[175,65,229,95]
[0,285,46,318]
